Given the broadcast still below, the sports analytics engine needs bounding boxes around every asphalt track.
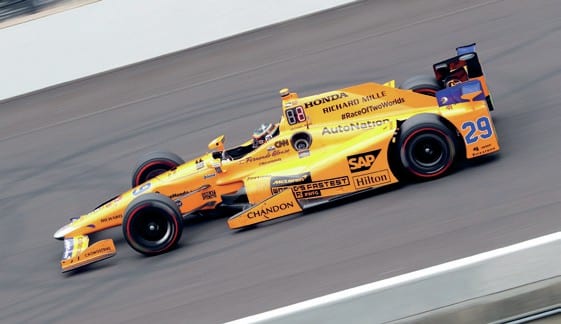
[0,0,560,323]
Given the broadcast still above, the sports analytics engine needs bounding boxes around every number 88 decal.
[286,106,306,125]
[461,116,493,144]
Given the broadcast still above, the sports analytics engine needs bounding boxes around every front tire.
[123,193,183,255]
[131,151,184,187]
[397,115,458,180]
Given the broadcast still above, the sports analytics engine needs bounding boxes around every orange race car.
[53,44,499,272]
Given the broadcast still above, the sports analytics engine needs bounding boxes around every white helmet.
[252,123,278,148]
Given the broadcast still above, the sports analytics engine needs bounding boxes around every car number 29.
[461,116,493,144]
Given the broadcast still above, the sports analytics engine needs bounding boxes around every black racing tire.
[131,151,184,187]
[400,75,441,96]
[397,114,458,180]
[122,193,183,256]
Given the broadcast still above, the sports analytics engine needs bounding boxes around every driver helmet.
[252,123,278,148]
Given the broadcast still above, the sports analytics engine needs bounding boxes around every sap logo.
[346,149,381,173]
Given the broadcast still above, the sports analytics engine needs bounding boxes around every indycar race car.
[53,44,499,272]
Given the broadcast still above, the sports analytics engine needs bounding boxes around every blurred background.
[0,0,94,27]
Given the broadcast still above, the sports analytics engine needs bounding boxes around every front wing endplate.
[61,236,116,272]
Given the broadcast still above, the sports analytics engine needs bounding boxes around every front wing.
[60,235,116,272]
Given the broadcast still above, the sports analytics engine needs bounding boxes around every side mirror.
[208,135,226,152]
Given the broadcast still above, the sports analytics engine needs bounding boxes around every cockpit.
[210,122,281,161]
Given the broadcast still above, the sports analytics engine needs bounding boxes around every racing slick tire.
[123,193,183,256]
[132,151,184,187]
[397,114,458,180]
[400,75,441,96]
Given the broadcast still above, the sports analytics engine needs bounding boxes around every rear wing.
[432,43,495,110]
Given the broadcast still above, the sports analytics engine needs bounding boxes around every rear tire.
[397,115,458,180]
[132,151,184,187]
[123,193,183,255]
[400,75,441,96]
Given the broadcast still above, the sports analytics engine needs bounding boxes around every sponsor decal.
[341,98,404,120]
[170,190,190,199]
[353,170,391,189]
[361,91,387,102]
[298,190,321,198]
[321,99,359,114]
[272,176,350,198]
[304,92,348,109]
[195,158,205,170]
[227,189,303,229]
[100,214,122,223]
[273,139,289,148]
[347,149,381,173]
[322,119,390,135]
[246,202,295,219]
[204,173,216,179]
[242,149,289,164]
[298,150,310,158]
[270,173,311,186]
[321,92,389,115]
[246,175,271,181]
[84,246,112,258]
[202,190,217,200]
[471,143,496,157]
[132,182,151,196]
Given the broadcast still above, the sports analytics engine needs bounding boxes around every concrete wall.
[227,232,561,323]
[0,0,355,101]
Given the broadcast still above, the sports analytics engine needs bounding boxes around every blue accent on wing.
[461,80,483,97]
[456,43,476,55]
[436,80,485,107]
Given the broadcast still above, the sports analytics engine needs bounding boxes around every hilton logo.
[353,170,391,189]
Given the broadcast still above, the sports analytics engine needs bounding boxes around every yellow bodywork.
[54,45,500,272]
